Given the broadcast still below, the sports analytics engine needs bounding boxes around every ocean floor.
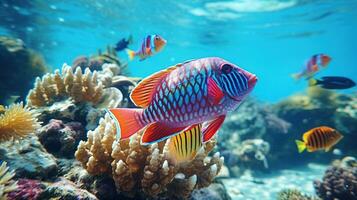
[222,163,327,200]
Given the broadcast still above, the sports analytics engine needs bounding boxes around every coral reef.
[0,103,41,142]
[38,119,85,158]
[0,136,58,179]
[313,165,357,200]
[75,113,224,199]
[190,180,231,200]
[0,36,46,104]
[236,139,270,170]
[25,63,137,130]
[26,65,105,107]
[38,178,97,200]
[277,188,320,200]
[6,179,45,200]
[72,45,126,73]
[0,162,17,200]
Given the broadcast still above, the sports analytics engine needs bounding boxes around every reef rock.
[38,119,85,158]
[0,136,58,179]
[0,36,46,104]
[190,181,231,200]
[75,113,224,199]
[38,178,98,200]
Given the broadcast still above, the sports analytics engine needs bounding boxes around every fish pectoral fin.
[325,146,332,152]
[130,66,177,108]
[207,77,224,105]
[141,122,186,145]
[166,124,203,165]
[202,115,226,142]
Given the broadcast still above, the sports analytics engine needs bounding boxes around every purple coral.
[314,166,357,200]
[38,119,85,158]
[7,179,44,200]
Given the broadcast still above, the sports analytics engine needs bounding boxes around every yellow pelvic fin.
[295,140,306,153]
[126,49,136,60]
[167,124,202,165]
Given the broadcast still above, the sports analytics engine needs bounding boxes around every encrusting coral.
[27,64,104,107]
[0,162,17,200]
[277,188,320,200]
[0,103,41,142]
[75,113,224,199]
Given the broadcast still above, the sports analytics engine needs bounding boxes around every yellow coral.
[0,162,17,200]
[75,114,224,199]
[0,103,41,142]
[26,65,104,107]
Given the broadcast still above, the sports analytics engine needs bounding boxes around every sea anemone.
[0,103,41,142]
[0,162,17,199]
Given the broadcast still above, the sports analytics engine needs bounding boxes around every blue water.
[1,0,357,102]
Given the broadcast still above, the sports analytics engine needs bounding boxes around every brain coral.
[75,114,224,199]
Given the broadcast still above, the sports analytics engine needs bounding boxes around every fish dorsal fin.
[130,66,177,108]
[302,130,311,143]
[167,124,202,165]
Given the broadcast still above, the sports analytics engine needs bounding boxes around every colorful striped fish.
[292,54,331,80]
[107,57,258,145]
[126,34,166,61]
[166,124,202,164]
[295,126,343,153]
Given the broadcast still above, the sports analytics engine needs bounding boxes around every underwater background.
[0,0,357,200]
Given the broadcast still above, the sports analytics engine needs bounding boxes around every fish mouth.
[230,74,258,102]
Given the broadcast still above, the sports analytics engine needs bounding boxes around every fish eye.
[221,64,233,74]
[155,36,159,40]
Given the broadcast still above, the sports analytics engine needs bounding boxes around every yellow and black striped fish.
[167,124,202,164]
[295,126,343,153]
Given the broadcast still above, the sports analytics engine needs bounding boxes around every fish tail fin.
[295,140,306,153]
[106,108,146,140]
[308,78,318,87]
[126,49,136,60]
[291,73,302,80]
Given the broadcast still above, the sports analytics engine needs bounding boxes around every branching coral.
[27,65,104,107]
[0,162,17,200]
[0,103,41,142]
[75,114,224,199]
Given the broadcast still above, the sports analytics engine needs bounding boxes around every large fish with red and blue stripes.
[107,57,258,145]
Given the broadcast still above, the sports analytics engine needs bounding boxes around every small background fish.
[292,54,331,80]
[296,126,343,153]
[309,76,356,89]
[126,34,166,61]
[114,35,133,52]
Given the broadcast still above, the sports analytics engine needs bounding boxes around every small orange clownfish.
[126,34,166,61]
[295,126,343,153]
